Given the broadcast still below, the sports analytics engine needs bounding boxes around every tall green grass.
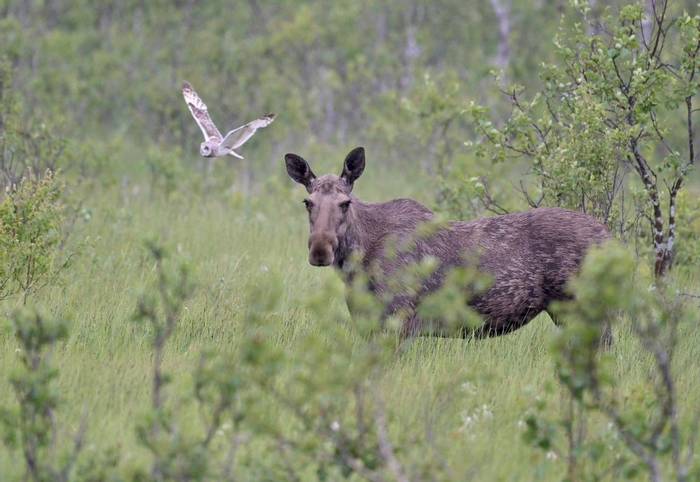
[1,170,698,480]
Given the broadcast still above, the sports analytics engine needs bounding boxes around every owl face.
[200,142,214,157]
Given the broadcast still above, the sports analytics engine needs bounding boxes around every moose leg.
[401,312,423,338]
[600,320,613,349]
[546,309,563,326]
[547,309,614,349]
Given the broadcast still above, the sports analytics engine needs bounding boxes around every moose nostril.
[310,246,328,258]
[309,244,333,266]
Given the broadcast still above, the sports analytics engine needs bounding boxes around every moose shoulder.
[285,147,611,338]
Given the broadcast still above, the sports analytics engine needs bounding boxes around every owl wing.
[220,113,276,150]
[182,81,222,142]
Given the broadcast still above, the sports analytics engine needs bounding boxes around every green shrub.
[0,171,65,304]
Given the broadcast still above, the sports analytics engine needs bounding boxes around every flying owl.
[182,81,275,159]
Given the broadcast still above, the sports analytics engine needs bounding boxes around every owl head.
[199,142,214,157]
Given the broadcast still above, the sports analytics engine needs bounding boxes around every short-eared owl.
[182,81,275,159]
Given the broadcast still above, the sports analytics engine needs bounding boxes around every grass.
[1,168,699,481]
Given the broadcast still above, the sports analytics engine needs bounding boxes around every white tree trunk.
[489,0,511,72]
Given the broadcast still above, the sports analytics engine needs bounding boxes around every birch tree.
[469,1,699,278]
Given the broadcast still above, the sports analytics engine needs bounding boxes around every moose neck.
[331,195,434,279]
[333,199,384,273]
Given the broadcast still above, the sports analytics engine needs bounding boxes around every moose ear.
[340,147,365,190]
[285,153,316,193]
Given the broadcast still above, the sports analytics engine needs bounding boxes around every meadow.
[1,168,699,480]
[2,1,700,480]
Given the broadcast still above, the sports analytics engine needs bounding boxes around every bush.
[523,243,700,480]
[0,171,65,304]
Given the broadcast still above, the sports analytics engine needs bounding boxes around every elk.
[285,147,611,338]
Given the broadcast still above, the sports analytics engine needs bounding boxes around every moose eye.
[303,199,313,211]
[339,200,351,213]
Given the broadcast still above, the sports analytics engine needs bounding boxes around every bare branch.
[58,409,89,482]
[373,393,410,482]
[476,177,510,215]
[514,179,544,208]
[649,111,674,154]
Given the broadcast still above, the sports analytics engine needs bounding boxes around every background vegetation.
[0,0,699,480]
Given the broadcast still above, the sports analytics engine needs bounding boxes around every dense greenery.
[1,0,699,480]
[465,3,700,277]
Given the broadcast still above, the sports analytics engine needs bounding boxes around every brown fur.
[286,147,611,338]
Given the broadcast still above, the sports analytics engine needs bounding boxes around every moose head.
[285,147,365,266]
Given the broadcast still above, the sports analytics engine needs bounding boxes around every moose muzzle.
[308,232,338,266]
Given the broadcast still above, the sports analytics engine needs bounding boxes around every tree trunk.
[489,0,511,73]
[400,5,421,92]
